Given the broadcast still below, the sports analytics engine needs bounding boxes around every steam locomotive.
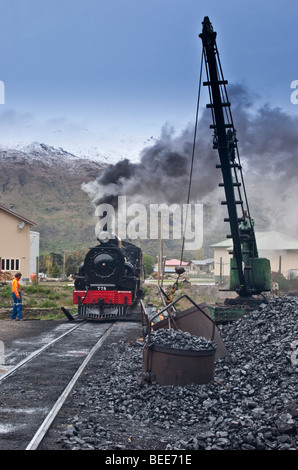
[73,231,144,320]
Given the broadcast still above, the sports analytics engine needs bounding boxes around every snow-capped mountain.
[0,142,83,166]
[0,142,107,251]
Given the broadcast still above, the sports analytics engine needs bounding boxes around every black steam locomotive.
[73,231,144,320]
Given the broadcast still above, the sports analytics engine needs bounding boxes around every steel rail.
[25,322,116,450]
[0,320,86,383]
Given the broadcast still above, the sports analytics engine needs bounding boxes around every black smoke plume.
[82,84,298,237]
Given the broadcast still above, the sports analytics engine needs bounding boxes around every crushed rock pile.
[56,295,297,450]
[149,328,216,351]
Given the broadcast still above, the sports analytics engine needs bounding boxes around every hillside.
[0,143,106,252]
[0,142,227,258]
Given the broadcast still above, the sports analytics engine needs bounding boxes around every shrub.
[39,300,58,308]
[0,285,12,300]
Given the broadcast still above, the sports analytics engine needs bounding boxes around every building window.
[1,259,20,271]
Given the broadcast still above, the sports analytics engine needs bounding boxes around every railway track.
[0,320,120,450]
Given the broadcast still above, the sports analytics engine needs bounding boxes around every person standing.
[11,272,23,320]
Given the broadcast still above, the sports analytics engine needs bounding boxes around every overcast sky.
[0,0,297,160]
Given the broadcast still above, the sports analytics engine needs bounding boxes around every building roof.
[210,231,298,251]
[154,266,176,273]
[165,258,189,266]
[190,258,214,266]
[0,204,36,226]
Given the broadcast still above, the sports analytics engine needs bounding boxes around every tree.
[39,253,53,275]
[50,252,63,268]
[39,252,63,275]
[50,264,61,278]
[143,254,155,278]
[65,250,86,276]
[40,251,85,277]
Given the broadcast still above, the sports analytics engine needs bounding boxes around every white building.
[211,231,298,282]
[189,258,214,275]
[0,204,38,280]
[30,231,40,278]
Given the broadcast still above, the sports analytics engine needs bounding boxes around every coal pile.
[149,328,216,351]
[55,295,297,450]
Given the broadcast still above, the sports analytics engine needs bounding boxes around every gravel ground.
[43,295,298,451]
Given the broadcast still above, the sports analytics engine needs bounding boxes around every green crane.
[199,16,271,297]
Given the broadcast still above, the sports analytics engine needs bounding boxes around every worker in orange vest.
[11,272,23,320]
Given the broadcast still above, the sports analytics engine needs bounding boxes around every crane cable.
[166,48,204,306]
[180,48,204,266]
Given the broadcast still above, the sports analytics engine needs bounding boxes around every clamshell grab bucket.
[141,294,228,386]
[142,342,216,386]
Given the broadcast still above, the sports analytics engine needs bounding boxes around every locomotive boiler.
[73,231,144,320]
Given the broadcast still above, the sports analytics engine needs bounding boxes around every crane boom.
[199,16,271,297]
